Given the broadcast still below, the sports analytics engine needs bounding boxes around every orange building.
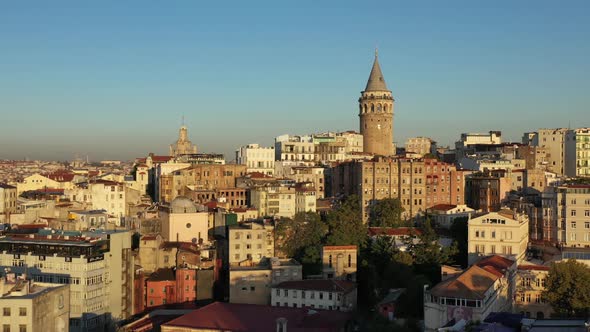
[144,268,197,309]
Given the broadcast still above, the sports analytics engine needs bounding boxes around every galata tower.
[358,50,394,156]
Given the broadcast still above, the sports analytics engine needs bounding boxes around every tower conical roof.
[364,51,389,92]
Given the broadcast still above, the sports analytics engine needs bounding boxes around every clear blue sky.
[1,1,589,161]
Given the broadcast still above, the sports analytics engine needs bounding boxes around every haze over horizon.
[1,1,589,161]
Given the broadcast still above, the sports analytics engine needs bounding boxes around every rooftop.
[163,302,352,332]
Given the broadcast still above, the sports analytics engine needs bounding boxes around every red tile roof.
[150,156,173,163]
[518,264,550,271]
[368,227,423,237]
[475,255,515,277]
[430,265,500,300]
[163,302,351,332]
[274,279,356,293]
[44,171,75,182]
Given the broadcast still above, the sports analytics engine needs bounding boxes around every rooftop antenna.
[182,114,185,127]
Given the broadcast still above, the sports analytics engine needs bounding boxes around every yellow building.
[228,221,274,265]
[468,210,529,265]
[322,245,357,281]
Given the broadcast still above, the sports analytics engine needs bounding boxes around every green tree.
[406,219,458,284]
[275,212,328,274]
[449,216,468,267]
[325,195,368,248]
[543,259,590,317]
[369,198,405,227]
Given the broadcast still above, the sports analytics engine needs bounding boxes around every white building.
[271,279,357,311]
[424,256,516,331]
[274,135,315,165]
[468,210,529,265]
[427,204,475,229]
[236,144,275,176]
[249,185,296,219]
[565,127,590,178]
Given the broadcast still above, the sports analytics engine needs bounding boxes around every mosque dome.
[170,196,197,214]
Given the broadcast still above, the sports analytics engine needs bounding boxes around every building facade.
[169,125,198,157]
[565,128,590,178]
[236,144,275,176]
[468,211,529,265]
[271,279,357,311]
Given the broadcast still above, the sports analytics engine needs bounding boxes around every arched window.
[364,104,367,113]
[377,104,382,112]
[348,254,352,267]
[370,104,374,112]
[383,104,388,112]
[329,255,333,268]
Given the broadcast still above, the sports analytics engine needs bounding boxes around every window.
[572,221,577,229]
[19,308,26,316]
[284,289,288,297]
[535,294,541,303]
[19,326,25,332]
[276,289,280,296]
[348,254,352,268]
[3,308,10,316]
[319,292,324,300]
[572,210,577,217]
[2,325,8,332]
[491,231,496,239]
[526,294,531,303]
[586,222,590,229]
[329,255,332,268]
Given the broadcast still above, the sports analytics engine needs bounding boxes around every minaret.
[358,50,394,156]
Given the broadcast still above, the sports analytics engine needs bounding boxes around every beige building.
[295,183,317,214]
[158,164,246,203]
[0,183,17,221]
[0,280,70,332]
[405,137,436,157]
[565,127,590,178]
[271,279,357,311]
[468,210,529,265]
[359,52,394,156]
[235,143,275,176]
[322,246,357,281]
[228,221,274,265]
[514,264,552,319]
[229,258,301,305]
[160,197,209,244]
[169,124,198,157]
[424,256,515,331]
[535,128,568,175]
[331,157,463,222]
[517,145,548,170]
[289,166,326,199]
[17,173,75,195]
[249,185,296,218]
[556,184,590,246]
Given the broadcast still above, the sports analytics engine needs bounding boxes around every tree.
[449,217,468,267]
[325,195,368,248]
[275,212,328,274]
[543,259,590,317]
[369,198,405,227]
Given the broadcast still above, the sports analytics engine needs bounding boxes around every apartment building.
[158,164,247,203]
[0,280,70,332]
[427,204,475,229]
[228,221,274,265]
[274,135,315,164]
[535,128,568,175]
[468,211,529,265]
[455,131,502,160]
[465,170,512,213]
[235,144,275,176]
[249,185,297,218]
[0,183,17,221]
[0,233,109,331]
[556,184,590,246]
[405,137,436,157]
[271,279,357,311]
[331,157,461,222]
[514,264,552,319]
[229,258,301,305]
[565,128,590,178]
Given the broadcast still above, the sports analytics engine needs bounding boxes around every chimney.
[276,318,287,332]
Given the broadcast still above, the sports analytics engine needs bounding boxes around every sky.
[0,1,589,161]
